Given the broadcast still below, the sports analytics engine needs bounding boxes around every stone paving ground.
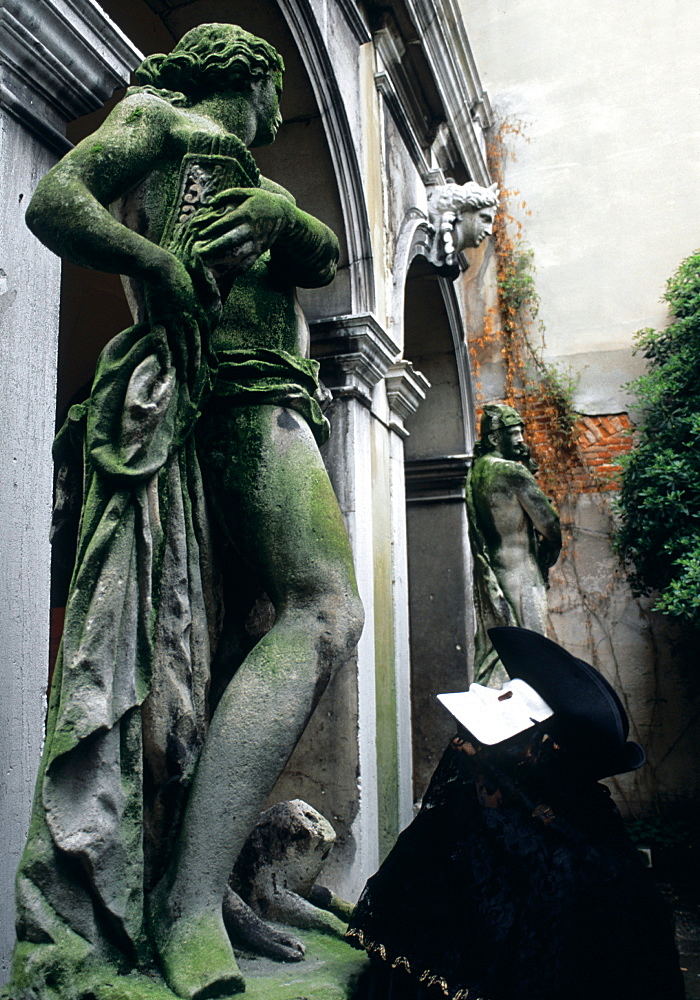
[235,928,369,999]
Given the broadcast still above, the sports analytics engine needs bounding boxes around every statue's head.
[428,181,499,262]
[134,24,285,143]
[476,403,528,461]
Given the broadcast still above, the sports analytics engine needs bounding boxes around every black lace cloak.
[347,734,684,1000]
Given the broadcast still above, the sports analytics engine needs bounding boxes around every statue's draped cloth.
[13,130,328,993]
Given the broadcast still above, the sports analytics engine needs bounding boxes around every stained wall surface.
[460,0,700,414]
[459,0,700,816]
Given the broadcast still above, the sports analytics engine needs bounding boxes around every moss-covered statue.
[10,23,363,1000]
[466,404,561,686]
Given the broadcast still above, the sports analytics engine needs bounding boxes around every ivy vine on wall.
[473,119,589,510]
[614,248,700,628]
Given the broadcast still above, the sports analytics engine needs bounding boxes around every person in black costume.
[347,627,685,1000]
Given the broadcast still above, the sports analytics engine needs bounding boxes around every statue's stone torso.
[469,454,548,637]
[471,456,539,566]
[114,99,306,357]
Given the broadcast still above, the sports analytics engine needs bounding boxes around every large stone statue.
[466,404,561,686]
[9,24,363,1000]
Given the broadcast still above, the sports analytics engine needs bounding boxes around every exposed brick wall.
[572,413,634,491]
[476,403,635,494]
[526,409,634,492]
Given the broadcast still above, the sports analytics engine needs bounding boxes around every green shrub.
[625,816,694,849]
[615,248,700,627]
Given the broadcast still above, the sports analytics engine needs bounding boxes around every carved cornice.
[311,313,400,406]
[374,67,431,180]
[384,360,430,438]
[373,22,435,180]
[0,0,141,151]
[335,0,372,44]
[405,454,471,504]
[368,1,492,185]
[401,0,492,185]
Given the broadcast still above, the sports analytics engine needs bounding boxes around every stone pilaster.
[0,3,140,981]
[383,360,429,827]
[308,313,398,897]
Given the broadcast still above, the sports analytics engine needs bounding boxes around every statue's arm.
[26,96,187,298]
[189,178,340,289]
[261,179,339,288]
[508,467,562,573]
[509,466,562,562]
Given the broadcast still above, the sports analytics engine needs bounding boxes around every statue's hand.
[142,254,209,374]
[188,187,294,276]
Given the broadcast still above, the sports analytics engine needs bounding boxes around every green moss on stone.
[4,929,369,1000]
[235,927,368,1000]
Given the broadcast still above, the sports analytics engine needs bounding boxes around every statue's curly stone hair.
[134,23,284,100]
[429,181,499,216]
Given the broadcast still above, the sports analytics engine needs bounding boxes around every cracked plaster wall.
[548,494,700,815]
[459,0,700,416]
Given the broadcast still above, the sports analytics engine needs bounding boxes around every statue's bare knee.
[329,589,364,663]
[294,581,363,685]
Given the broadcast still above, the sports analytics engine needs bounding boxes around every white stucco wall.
[459,0,700,413]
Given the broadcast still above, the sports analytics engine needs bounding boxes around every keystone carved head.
[428,181,499,266]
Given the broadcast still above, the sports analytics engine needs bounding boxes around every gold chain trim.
[345,927,488,999]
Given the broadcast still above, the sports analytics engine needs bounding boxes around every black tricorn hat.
[488,626,646,780]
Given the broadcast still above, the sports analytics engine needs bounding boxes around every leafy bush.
[625,816,694,849]
[615,249,700,627]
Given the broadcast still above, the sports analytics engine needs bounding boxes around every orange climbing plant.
[471,119,591,509]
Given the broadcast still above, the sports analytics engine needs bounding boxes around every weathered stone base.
[4,930,368,1000]
[235,927,368,999]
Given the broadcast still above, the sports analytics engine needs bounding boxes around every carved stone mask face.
[452,205,496,252]
[250,73,283,147]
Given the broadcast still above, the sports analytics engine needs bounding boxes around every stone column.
[0,2,139,980]
[384,360,430,827]
[310,313,399,898]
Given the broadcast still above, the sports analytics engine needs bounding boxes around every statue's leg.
[150,403,363,999]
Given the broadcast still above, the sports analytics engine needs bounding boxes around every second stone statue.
[466,404,561,686]
[9,23,363,1000]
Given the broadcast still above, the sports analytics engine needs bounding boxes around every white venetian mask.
[437,678,553,745]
